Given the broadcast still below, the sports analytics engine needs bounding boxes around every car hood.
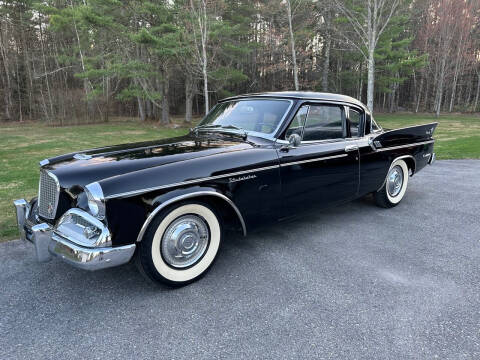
[44,133,256,189]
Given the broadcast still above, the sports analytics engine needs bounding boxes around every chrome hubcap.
[161,215,209,268]
[387,165,403,197]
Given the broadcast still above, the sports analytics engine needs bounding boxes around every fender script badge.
[229,174,257,183]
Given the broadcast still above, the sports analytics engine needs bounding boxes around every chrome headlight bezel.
[84,182,106,220]
[55,208,111,247]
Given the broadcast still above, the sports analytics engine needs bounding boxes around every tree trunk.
[145,99,152,120]
[322,35,330,92]
[434,53,447,118]
[367,47,375,112]
[474,71,480,112]
[199,0,209,115]
[185,71,195,123]
[137,95,145,122]
[286,0,299,91]
[0,20,13,120]
[366,0,376,113]
[161,71,170,125]
[415,75,424,113]
[449,36,463,112]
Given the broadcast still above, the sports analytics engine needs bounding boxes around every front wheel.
[374,159,409,208]
[136,201,222,286]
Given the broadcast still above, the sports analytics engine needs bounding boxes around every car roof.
[220,91,367,110]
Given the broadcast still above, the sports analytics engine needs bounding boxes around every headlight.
[56,208,111,247]
[84,182,106,220]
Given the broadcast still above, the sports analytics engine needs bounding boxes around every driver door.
[277,103,360,216]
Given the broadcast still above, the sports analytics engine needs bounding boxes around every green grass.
[0,118,192,242]
[375,113,480,160]
[1,113,479,242]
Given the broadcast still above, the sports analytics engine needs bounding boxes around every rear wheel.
[136,201,222,286]
[374,159,409,208]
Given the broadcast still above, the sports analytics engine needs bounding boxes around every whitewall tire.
[374,159,409,208]
[137,202,222,286]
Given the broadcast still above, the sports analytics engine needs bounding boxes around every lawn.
[375,113,480,160]
[0,118,191,242]
[1,113,479,242]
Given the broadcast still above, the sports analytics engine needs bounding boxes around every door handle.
[345,145,359,152]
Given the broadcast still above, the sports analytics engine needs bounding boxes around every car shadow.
[23,194,380,299]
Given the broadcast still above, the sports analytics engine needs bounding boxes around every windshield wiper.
[219,124,243,131]
[194,124,248,139]
[195,124,222,129]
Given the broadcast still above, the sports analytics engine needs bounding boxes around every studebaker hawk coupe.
[14,92,437,286]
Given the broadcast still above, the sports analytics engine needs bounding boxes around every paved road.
[1,160,479,359]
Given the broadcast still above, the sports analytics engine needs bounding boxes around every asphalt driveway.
[1,160,479,359]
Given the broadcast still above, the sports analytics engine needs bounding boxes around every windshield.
[198,99,291,135]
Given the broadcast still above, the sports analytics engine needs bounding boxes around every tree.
[189,0,211,115]
[334,0,402,112]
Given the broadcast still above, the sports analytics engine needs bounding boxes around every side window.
[285,106,308,139]
[349,109,361,137]
[302,105,344,141]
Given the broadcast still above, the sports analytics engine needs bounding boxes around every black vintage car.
[14,92,437,285]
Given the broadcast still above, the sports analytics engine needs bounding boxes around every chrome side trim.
[106,153,351,200]
[280,153,348,167]
[105,165,280,199]
[136,191,247,242]
[374,140,434,152]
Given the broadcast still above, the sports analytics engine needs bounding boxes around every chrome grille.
[38,170,59,219]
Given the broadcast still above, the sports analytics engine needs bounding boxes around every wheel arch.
[377,155,415,192]
[401,155,416,175]
[136,189,247,243]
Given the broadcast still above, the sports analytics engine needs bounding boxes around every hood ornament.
[73,153,92,160]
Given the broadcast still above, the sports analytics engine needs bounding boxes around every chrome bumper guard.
[13,199,135,271]
[428,152,436,165]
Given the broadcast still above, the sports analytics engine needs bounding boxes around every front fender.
[136,187,247,243]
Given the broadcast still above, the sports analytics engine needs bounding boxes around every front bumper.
[14,199,136,271]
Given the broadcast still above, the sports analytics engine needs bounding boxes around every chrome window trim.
[282,104,310,141]
[347,106,364,138]
[221,95,367,112]
[278,101,355,144]
[136,191,247,242]
[196,98,294,141]
[299,138,345,145]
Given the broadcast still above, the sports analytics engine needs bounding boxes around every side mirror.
[288,133,301,147]
[281,133,301,152]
